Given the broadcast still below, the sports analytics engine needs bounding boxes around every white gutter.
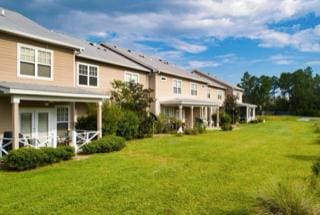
[6,88,109,100]
[0,28,84,50]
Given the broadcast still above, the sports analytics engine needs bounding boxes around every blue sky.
[1,0,320,84]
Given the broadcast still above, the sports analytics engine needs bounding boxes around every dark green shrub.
[184,128,198,135]
[255,183,319,215]
[116,111,139,140]
[81,135,126,154]
[221,123,233,131]
[312,160,320,176]
[103,103,124,135]
[3,146,75,171]
[76,115,97,131]
[195,117,206,134]
[137,114,155,138]
[221,113,232,125]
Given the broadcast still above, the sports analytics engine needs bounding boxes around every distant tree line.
[238,67,320,116]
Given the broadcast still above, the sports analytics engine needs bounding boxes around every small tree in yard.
[224,94,239,124]
[111,80,155,138]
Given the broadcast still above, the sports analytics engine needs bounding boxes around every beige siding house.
[0,9,149,155]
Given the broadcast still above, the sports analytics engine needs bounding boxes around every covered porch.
[0,82,108,157]
[160,98,221,129]
[237,102,257,123]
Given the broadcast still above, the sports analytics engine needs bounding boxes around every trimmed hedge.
[81,135,126,154]
[221,123,233,131]
[3,146,75,171]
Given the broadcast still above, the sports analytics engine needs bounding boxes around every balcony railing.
[0,138,12,157]
[72,130,99,153]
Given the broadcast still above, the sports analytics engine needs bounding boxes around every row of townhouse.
[0,8,256,152]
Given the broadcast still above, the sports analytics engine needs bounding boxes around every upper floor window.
[78,63,98,87]
[236,92,240,100]
[124,72,139,83]
[218,90,223,100]
[207,89,211,99]
[18,44,53,79]
[173,79,182,95]
[191,83,197,96]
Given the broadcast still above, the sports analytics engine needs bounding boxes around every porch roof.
[161,98,219,106]
[0,81,109,101]
[236,102,257,108]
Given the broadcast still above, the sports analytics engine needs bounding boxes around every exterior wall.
[233,90,243,103]
[0,97,12,135]
[0,33,75,87]
[208,86,226,106]
[75,57,149,94]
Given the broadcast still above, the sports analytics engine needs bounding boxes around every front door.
[20,109,55,147]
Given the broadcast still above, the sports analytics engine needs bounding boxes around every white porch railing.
[0,138,12,157]
[72,130,99,153]
[19,136,56,149]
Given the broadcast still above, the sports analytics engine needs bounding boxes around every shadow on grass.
[286,154,319,161]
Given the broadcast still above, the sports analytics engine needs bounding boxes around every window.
[124,72,139,83]
[18,44,53,79]
[160,76,167,81]
[218,90,223,100]
[78,63,98,87]
[173,79,182,95]
[191,83,197,96]
[207,89,211,99]
[56,107,69,138]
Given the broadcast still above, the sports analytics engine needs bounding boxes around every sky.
[1,0,320,85]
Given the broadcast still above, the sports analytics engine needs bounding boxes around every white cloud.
[51,0,320,60]
[188,60,220,69]
[270,54,293,65]
[305,60,320,66]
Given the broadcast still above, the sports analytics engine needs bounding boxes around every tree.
[111,80,154,117]
[224,94,239,123]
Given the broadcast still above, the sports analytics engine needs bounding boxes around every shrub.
[116,111,139,140]
[3,146,75,171]
[255,183,319,215]
[221,123,233,131]
[221,113,232,126]
[81,135,126,154]
[195,117,206,134]
[184,128,198,135]
[312,159,320,177]
[103,103,124,135]
[137,114,155,138]
[76,115,97,131]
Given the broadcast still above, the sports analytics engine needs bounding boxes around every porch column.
[253,107,256,120]
[190,106,194,128]
[246,106,249,123]
[209,106,213,128]
[204,106,208,125]
[11,97,20,149]
[216,106,220,127]
[179,105,183,121]
[97,101,103,138]
[200,106,203,119]
[70,102,77,131]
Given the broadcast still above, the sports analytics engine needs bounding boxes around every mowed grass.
[0,116,319,214]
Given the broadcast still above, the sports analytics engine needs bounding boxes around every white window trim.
[77,62,99,88]
[17,43,54,81]
[124,71,140,83]
[173,79,182,95]
[190,83,198,96]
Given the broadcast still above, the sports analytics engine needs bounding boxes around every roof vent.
[104,49,107,52]
[127,49,131,53]
[139,54,144,58]
[0,9,5,16]
[113,45,117,48]
[164,61,169,65]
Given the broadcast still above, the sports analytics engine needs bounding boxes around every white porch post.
[253,107,256,120]
[216,106,220,127]
[97,101,103,138]
[190,106,194,128]
[209,106,213,128]
[179,105,183,122]
[200,106,203,119]
[204,106,208,126]
[11,97,20,150]
[246,106,249,123]
[70,102,77,131]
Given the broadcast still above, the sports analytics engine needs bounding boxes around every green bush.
[103,103,124,135]
[312,159,320,176]
[184,128,198,135]
[155,114,181,134]
[116,111,140,140]
[255,183,319,215]
[221,123,233,131]
[195,118,206,134]
[76,115,97,131]
[221,113,232,125]
[137,114,155,138]
[81,135,126,154]
[3,146,75,171]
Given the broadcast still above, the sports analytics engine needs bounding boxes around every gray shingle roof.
[102,43,208,83]
[0,81,108,99]
[192,70,244,91]
[0,8,150,72]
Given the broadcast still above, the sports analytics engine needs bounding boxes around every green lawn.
[0,116,319,214]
